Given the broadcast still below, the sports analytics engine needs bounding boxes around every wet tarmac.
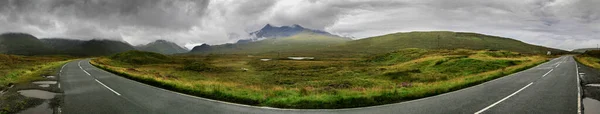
[17,89,57,99]
[583,98,600,114]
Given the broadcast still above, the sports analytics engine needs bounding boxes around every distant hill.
[236,24,345,43]
[40,38,85,53]
[0,33,54,55]
[67,39,136,56]
[572,48,600,53]
[190,31,351,54]
[190,31,567,55]
[333,31,567,54]
[1,32,143,56]
[40,38,136,56]
[135,40,188,54]
[190,44,212,53]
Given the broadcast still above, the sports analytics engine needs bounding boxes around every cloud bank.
[0,0,598,50]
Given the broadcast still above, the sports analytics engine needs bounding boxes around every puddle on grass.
[38,84,50,88]
[17,90,57,99]
[584,98,600,114]
[32,81,57,85]
[44,76,56,79]
[17,101,52,114]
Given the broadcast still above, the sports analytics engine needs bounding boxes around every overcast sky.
[0,0,598,50]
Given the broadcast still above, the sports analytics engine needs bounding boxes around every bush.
[484,50,521,57]
[584,50,600,58]
[110,50,170,65]
[183,61,218,72]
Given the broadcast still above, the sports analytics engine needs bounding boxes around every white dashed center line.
[95,79,121,96]
[474,82,534,114]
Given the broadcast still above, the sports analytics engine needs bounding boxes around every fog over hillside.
[0,0,599,50]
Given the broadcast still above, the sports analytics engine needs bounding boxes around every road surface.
[59,56,582,114]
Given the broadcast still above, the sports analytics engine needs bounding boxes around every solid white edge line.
[60,62,67,73]
[59,62,68,88]
[474,82,534,114]
[95,79,121,96]
[576,62,581,114]
[542,69,554,78]
[78,61,91,76]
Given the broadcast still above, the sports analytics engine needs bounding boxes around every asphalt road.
[59,56,582,114]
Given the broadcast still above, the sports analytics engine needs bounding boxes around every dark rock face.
[236,24,342,43]
[190,44,211,53]
[136,40,188,54]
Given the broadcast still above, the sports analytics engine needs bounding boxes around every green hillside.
[190,31,565,56]
[0,33,54,55]
[190,31,350,54]
[334,31,566,54]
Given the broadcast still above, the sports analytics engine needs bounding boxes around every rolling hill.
[41,38,85,53]
[0,33,54,55]
[66,39,136,56]
[190,31,350,54]
[42,38,136,56]
[572,48,599,53]
[333,31,567,54]
[190,31,566,55]
[135,40,188,54]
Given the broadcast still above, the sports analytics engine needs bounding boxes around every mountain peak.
[292,24,303,28]
[262,24,274,29]
[136,39,188,54]
[155,39,168,43]
[238,24,344,44]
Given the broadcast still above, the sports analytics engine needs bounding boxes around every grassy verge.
[574,51,600,69]
[90,49,547,109]
[0,55,73,90]
[0,55,72,114]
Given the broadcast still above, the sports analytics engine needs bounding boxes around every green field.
[92,49,547,108]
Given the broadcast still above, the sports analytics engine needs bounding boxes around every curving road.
[59,56,583,114]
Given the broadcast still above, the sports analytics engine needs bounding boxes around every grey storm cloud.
[0,0,599,50]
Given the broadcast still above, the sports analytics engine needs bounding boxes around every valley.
[91,49,547,108]
[1,1,598,113]
[0,25,589,112]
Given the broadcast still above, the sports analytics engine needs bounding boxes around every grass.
[332,31,566,55]
[0,54,73,90]
[191,31,567,58]
[575,50,600,69]
[91,49,547,109]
